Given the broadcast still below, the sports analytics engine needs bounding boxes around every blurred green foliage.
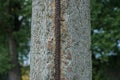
[91,0,120,80]
[0,0,31,78]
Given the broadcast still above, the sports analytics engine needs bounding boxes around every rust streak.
[54,0,61,80]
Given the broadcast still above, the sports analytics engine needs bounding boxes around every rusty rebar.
[54,0,61,80]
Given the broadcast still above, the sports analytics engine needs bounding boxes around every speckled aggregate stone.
[30,0,91,80]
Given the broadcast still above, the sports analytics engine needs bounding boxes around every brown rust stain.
[48,63,55,69]
[67,66,72,72]
[61,0,69,14]
[47,38,54,51]
[65,49,72,60]
[61,76,69,80]
[48,1,55,19]
[62,60,69,65]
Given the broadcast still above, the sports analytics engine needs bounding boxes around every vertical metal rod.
[54,0,61,80]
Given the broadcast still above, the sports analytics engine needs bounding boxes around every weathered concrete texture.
[30,0,55,80]
[60,0,91,80]
[30,0,91,80]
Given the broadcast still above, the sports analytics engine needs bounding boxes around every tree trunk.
[8,32,21,80]
[30,0,91,80]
